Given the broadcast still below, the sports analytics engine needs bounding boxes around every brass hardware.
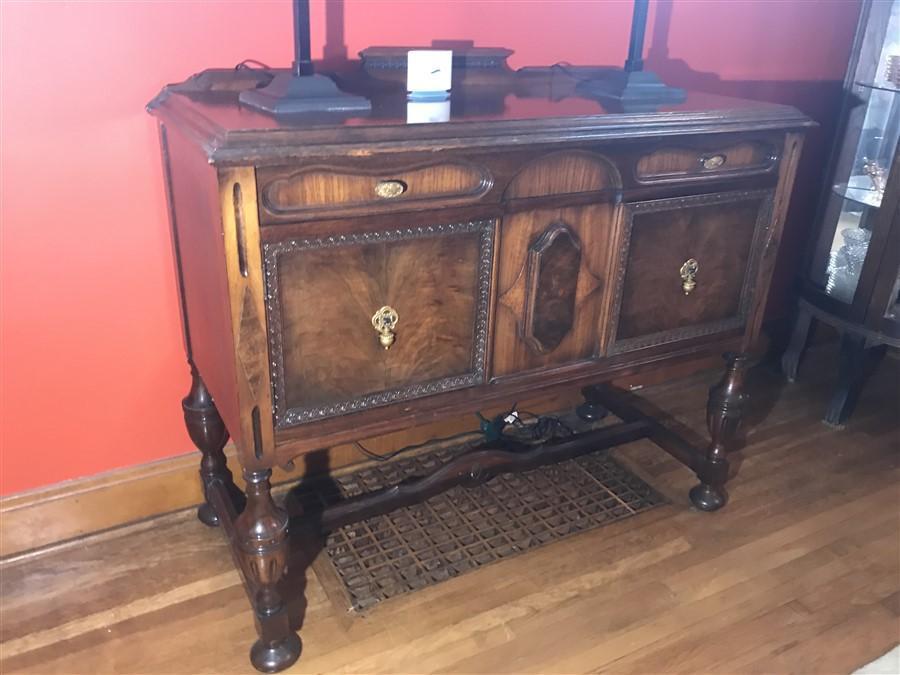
[680,258,699,295]
[371,305,399,349]
[699,154,726,170]
[374,179,407,199]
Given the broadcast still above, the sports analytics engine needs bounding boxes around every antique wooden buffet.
[149,66,810,672]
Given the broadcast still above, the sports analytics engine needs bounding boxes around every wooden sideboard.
[149,68,810,672]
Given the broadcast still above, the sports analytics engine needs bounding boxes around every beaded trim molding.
[263,220,495,427]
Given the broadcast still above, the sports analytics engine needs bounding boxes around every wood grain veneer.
[635,139,778,183]
[258,160,493,222]
[608,190,772,354]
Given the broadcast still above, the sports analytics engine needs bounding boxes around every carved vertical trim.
[219,166,276,469]
[742,132,805,351]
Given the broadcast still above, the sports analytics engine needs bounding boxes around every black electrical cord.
[507,409,576,442]
[354,429,479,463]
[235,59,273,72]
[352,404,577,462]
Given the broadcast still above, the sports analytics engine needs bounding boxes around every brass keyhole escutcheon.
[699,154,726,170]
[680,258,699,295]
[371,306,399,349]
[374,179,407,199]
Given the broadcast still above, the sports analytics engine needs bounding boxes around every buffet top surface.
[148,68,813,163]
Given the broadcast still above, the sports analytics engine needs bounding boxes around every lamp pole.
[292,0,315,76]
[623,0,649,73]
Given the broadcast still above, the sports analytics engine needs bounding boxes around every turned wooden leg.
[237,469,301,673]
[577,385,610,423]
[823,332,869,428]
[690,353,750,512]
[182,365,244,526]
[781,304,814,383]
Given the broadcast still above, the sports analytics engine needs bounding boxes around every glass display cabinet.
[782,0,900,426]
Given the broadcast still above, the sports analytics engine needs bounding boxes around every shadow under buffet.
[149,68,811,672]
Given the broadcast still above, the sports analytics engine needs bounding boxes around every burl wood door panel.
[608,190,773,354]
[493,202,620,377]
[263,220,493,426]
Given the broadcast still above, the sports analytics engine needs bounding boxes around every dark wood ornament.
[575,384,609,422]
[523,223,582,353]
[182,364,245,526]
[690,353,750,511]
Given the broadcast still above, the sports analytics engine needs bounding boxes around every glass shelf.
[855,80,900,95]
[833,175,885,209]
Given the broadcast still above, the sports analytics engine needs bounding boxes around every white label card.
[407,50,453,94]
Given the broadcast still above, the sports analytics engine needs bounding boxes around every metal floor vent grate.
[300,437,665,611]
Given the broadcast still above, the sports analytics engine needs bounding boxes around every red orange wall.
[0,0,859,496]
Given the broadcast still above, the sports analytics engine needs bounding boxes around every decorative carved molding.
[522,222,583,353]
[607,190,774,355]
[498,218,604,358]
[263,220,495,427]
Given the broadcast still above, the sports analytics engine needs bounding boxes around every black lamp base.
[239,72,371,115]
[577,69,686,109]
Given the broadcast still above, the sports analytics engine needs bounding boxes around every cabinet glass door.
[809,0,900,303]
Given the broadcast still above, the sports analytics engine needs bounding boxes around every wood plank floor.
[2,345,898,674]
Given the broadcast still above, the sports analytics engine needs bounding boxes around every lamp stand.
[577,0,685,106]
[239,0,370,115]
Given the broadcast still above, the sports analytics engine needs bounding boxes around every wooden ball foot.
[250,634,302,673]
[576,402,608,423]
[689,483,727,512]
[197,502,219,527]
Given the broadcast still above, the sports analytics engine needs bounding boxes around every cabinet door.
[608,191,773,354]
[263,220,494,427]
[493,202,619,376]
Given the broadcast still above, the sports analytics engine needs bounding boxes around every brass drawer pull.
[699,154,726,170]
[374,179,408,199]
[680,258,699,295]
[371,305,399,349]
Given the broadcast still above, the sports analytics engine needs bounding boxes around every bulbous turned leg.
[237,469,301,673]
[690,353,750,512]
[182,365,244,526]
[781,304,814,383]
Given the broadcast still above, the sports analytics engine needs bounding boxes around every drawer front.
[608,190,773,354]
[263,219,494,427]
[634,139,778,184]
[258,159,493,223]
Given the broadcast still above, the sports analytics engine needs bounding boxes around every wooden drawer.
[607,190,773,354]
[257,158,494,223]
[634,139,778,184]
[262,219,494,427]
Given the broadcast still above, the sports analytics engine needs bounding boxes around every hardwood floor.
[2,344,898,674]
